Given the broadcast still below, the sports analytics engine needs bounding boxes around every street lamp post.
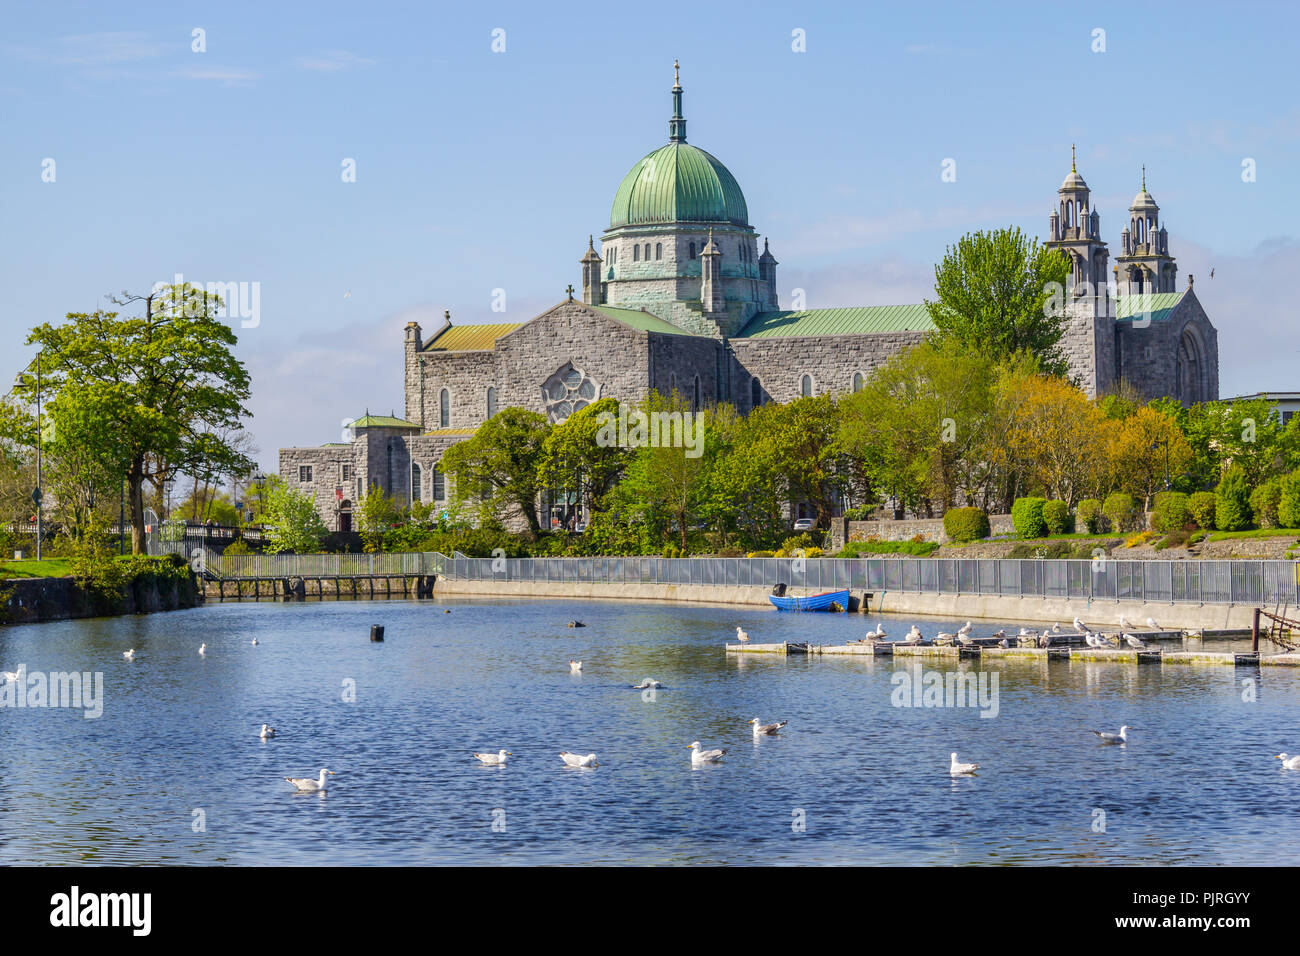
[34,353,42,561]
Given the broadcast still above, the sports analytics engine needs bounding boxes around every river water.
[1,598,1298,865]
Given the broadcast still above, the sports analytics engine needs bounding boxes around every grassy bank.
[0,557,74,579]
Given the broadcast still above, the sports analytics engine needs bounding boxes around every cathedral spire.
[1071,143,1076,172]
[669,59,687,143]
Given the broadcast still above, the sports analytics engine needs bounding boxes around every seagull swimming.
[1276,753,1300,770]
[750,717,787,737]
[0,669,19,683]
[568,659,582,674]
[1092,725,1132,744]
[736,626,750,643]
[631,678,663,689]
[285,768,334,792]
[259,724,276,740]
[473,749,512,765]
[198,644,206,657]
[251,638,259,646]
[559,751,599,768]
[949,752,979,775]
[689,741,727,765]
[122,650,135,661]
[1124,634,1147,649]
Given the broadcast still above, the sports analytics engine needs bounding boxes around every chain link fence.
[160,544,1300,607]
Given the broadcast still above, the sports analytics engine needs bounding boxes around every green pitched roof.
[736,305,936,338]
[349,414,420,430]
[610,142,749,228]
[593,305,696,336]
[1114,290,1185,323]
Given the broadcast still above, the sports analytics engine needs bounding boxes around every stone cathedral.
[281,67,1220,531]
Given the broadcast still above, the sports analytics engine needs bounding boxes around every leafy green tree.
[536,398,633,514]
[1180,398,1297,490]
[356,484,406,553]
[7,284,253,553]
[1214,465,1253,532]
[925,227,1072,376]
[440,407,551,533]
[261,477,328,554]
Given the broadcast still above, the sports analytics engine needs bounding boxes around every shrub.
[781,533,817,553]
[1278,471,1300,528]
[1151,491,1191,533]
[1249,478,1283,529]
[804,547,824,558]
[1041,500,1073,535]
[943,507,990,543]
[222,538,251,556]
[1011,497,1048,539]
[1103,492,1138,533]
[662,544,682,558]
[1076,498,1104,534]
[841,505,874,521]
[1215,466,1253,532]
[1124,530,1158,548]
[1188,491,1217,530]
[746,550,775,558]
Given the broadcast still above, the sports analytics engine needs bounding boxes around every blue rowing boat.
[768,588,850,612]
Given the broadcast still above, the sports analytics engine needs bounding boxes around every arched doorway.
[1175,328,1204,405]
[339,500,353,534]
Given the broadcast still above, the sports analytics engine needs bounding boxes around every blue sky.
[3,0,1298,469]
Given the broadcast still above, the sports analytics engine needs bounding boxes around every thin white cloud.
[11,31,171,66]
[172,66,259,87]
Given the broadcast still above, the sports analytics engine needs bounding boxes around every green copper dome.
[609,142,749,229]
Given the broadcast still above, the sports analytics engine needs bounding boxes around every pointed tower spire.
[669,59,686,143]
[1141,164,1147,191]
[1071,143,1077,172]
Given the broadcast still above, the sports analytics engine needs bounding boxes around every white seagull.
[473,749,512,765]
[559,751,599,768]
[750,717,787,737]
[1092,725,1132,744]
[285,768,334,792]
[1124,634,1147,649]
[949,752,979,775]
[259,724,276,740]
[1073,617,1089,634]
[198,643,206,657]
[568,659,582,674]
[904,625,924,644]
[736,626,750,643]
[689,741,727,765]
[1119,616,1134,630]
[251,638,259,646]
[957,621,973,636]
[122,650,136,661]
[631,678,663,689]
[1276,753,1300,770]
[1146,617,1161,630]
[0,669,19,683]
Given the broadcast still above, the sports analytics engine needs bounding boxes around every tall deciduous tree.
[925,227,1072,377]
[440,407,551,534]
[9,284,252,553]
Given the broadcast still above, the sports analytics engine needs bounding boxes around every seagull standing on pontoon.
[1092,725,1132,744]
[904,625,924,644]
[864,624,886,641]
[750,717,787,737]
[1147,617,1161,630]
[735,626,750,643]
[957,621,973,637]
[689,741,727,765]
[559,751,599,768]
[284,768,335,792]
[1073,617,1089,634]
[1119,616,1134,630]
[1124,634,1147,649]
[259,724,276,740]
[473,749,512,765]
[949,752,979,775]
[1276,753,1300,770]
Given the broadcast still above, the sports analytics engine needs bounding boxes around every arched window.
[800,374,813,397]
[411,463,422,504]
[655,243,662,260]
[853,372,864,392]
[439,388,450,427]
[432,465,445,501]
[689,241,696,259]
[644,243,650,260]
[750,376,762,408]
[633,244,640,261]
[486,386,497,419]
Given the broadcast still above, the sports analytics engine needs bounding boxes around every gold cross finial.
[673,59,680,88]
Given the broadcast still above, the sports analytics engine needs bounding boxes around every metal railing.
[161,545,1300,606]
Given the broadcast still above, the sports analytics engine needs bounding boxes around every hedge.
[1042,500,1073,535]
[1076,498,1104,534]
[1011,497,1048,539]
[1215,466,1253,532]
[1102,492,1138,533]
[1188,491,1217,530]
[1151,491,1191,533]
[1249,478,1282,529]
[1279,471,1300,528]
[943,507,990,543]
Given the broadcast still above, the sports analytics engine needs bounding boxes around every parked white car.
[792,517,816,532]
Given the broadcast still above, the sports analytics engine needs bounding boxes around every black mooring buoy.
[370,624,385,642]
